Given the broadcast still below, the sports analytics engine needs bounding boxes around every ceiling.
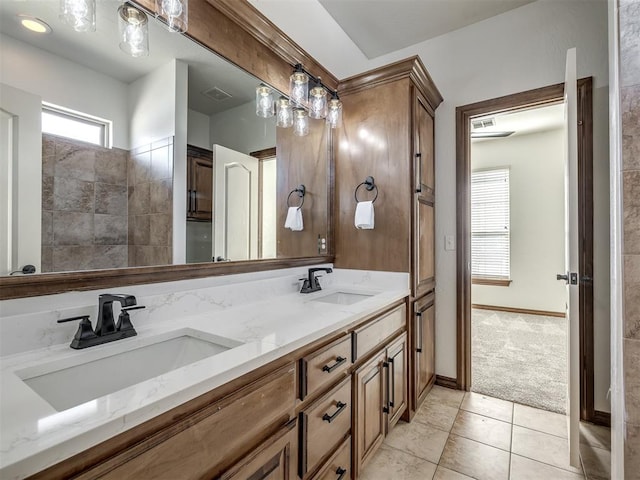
[318,0,536,59]
[0,0,258,115]
[471,103,564,142]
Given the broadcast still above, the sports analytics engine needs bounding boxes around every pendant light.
[308,81,328,119]
[289,65,309,106]
[156,0,188,32]
[293,109,309,137]
[276,97,293,128]
[60,0,95,32]
[256,85,275,118]
[118,4,149,57]
[327,94,343,129]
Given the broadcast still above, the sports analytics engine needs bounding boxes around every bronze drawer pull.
[322,356,347,373]
[322,401,347,423]
[336,467,347,480]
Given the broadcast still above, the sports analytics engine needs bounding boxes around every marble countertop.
[0,280,408,479]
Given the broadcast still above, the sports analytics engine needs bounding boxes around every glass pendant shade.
[276,97,293,128]
[309,85,328,119]
[118,4,149,58]
[327,97,343,128]
[293,109,309,137]
[289,71,309,106]
[256,85,275,118]
[59,0,95,32]
[156,0,188,32]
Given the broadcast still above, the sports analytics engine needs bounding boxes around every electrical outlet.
[445,235,455,251]
[318,235,327,254]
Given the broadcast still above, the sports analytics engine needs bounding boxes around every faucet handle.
[57,315,91,323]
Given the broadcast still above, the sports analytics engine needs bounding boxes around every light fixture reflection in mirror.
[256,85,275,118]
[156,0,188,33]
[59,0,95,32]
[276,97,293,128]
[293,109,309,137]
[118,4,149,57]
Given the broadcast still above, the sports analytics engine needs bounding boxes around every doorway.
[455,79,598,422]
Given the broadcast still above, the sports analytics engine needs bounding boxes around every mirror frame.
[0,0,336,300]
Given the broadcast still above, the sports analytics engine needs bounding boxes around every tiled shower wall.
[41,134,129,272]
[619,0,640,475]
[127,138,174,267]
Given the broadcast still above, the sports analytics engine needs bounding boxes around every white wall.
[210,101,276,154]
[0,34,130,149]
[471,129,566,312]
[249,0,611,402]
[187,109,211,149]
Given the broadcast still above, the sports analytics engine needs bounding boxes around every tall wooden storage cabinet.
[335,57,442,416]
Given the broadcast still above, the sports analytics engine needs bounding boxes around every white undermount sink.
[311,291,374,305]
[17,330,242,411]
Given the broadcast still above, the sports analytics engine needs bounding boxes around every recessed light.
[17,15,52,34]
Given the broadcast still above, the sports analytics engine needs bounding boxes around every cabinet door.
[187,146,213,221]
[414,294,435,408]
[414,199,435,297]
[353,350,386,477]
[220,419,298,480]
[414,93,435,198]
[386,333,408,430]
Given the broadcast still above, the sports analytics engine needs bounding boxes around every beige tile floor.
[360,386,611,480]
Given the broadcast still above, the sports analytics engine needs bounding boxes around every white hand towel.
[355,201,375,229]
[285,207,304,231]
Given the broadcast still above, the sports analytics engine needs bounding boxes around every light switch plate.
[445,235,455,251]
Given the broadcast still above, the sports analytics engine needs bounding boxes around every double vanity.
[0,266,412,479]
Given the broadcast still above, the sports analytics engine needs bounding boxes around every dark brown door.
[187,145,213,221]
[414,293,435,408]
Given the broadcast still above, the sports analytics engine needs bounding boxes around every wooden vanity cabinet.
[187,145,214,221]
[414,293,436,406]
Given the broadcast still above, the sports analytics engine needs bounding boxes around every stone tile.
[149,179,173,214]
[54,140,96,181]
[130,151,151,185]
[450,410,511,451]
[619,0,640,88]
[42,134,56,168]
[621,85,640,171]
[150,144,173,180]
[579,444,610,480]
[383,418,448,464]
[513,403,567,438]
[359,444,437,480]
[624,423,640,476]
[41,210,53,246]
[460,392,513,423]
[623,171,640,208]
[414,397,460,432]
[510,454,584,480]
[53,177,95,213]
[579,422,611,450]
[94,214,128,245]
[433,466,474,480]
[95,183,127,215]
[425,385,466,409]
[128,245,136,267]
[149,214,172,246]
[624,256,640,339]
[511,425,583,474]
[133,246,171,267]
[130,215,150,246]
[439,434,509,480]
[42,175,54,210]
[624,338,640,422]
[624,206,640,256]
[52,212,94,246]
[91,245,128,270]
[52,246,95,271]
[41,246,53,273]
[128,183,150,215]
[95,148,128,185]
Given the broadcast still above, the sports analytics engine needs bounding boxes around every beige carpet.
[471,308,567,414]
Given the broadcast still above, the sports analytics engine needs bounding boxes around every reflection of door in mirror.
[0,84,42,275]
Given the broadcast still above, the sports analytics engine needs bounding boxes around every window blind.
[471,168,510,279]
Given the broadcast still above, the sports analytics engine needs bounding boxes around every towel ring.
[287,184,306,209]
[354,176,378,203]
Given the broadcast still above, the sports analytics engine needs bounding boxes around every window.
[42,103,111,148]
[471,168,510,280]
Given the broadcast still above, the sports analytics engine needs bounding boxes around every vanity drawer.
[352,304,406,361]
[300,335,352,400]
[299,377,352,477]
[311,437,351,480]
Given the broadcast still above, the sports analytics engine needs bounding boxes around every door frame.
[455,78,600,423]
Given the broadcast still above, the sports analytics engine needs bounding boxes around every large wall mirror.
[0,0,332,288]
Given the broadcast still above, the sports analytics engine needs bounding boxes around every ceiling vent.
[202,87,232,102]
[472,118,495,129]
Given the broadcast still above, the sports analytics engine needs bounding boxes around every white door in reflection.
[212,145,258,261]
